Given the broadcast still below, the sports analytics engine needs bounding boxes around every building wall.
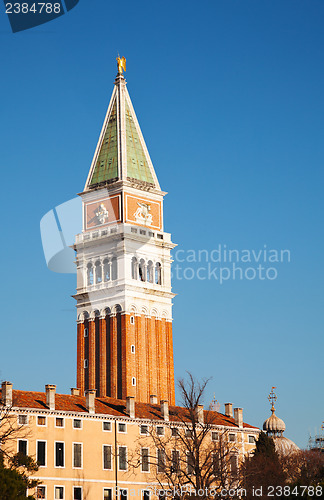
[2,407,259,500]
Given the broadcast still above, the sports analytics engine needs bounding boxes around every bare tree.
[280,449,324,487]
[129,374,243,500]
[0,392,39,499]
[0,403,30,460]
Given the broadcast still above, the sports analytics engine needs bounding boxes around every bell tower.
[74,60,176,404]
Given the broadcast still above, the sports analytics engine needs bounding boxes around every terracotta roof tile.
[0,390,258,429]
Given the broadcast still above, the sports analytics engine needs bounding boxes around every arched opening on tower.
[103,259,110,282]
[147,260,153,283]
[111,257,118,280]
[139,259,146,282]
[95,261,102,283]
[87,263,94,286]
[131,257,138,280]
[155,262,162,285]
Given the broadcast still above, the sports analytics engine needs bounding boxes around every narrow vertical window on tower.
[139,259,146,282]
[103,258,110,282]
[131,257,138,279]
[95,261,102,283]
[147,260,153,282]
[155,262,162,285]
[87,263,94,286]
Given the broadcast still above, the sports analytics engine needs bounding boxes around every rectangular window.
[172,450,180,472]
[230,455,238,474]
[55,417,64,428]
[55,486,64,500]
[120,490,127,500]
[55,442,64,467]
[185,428,192,438]
[157,449,165,473]
[141,448,149,472]
[156,426,164,436]
[104,489,112,500]
[187,452,194,475]
[37,486,46,499]
[74,487,82,500]
[18,440,27,456]
[37,441,46,467]
[37,416,46,426]
[119,446,127,471]
[73,443,82,468]
[73,419,82,429]
[118,423,126,433]
[211,431,219,441]
[171,428,178,437]
[229,433,236,442]
[248,435,255,444]
[140,425,148,435]
[103,421,111,431]
[103,445,112,470]
[212,453,219,475]
[18,415,27,425]
[143,491,150,500]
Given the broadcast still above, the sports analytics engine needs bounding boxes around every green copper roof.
[125,101,154,184]
[89,101,118,186]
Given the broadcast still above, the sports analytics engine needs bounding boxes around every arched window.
[131,257,138,280]
[87,263,93,286]
[139,259,146,282]
[147,260,153,283]
[103,259,110,282]
[155,262,162,285]
[95,261,102,283]
[111,257,117,280]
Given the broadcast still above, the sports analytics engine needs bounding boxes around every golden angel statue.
[117,56,126,74]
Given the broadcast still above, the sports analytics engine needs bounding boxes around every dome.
[263,408,286,435]
[273,436,299,456]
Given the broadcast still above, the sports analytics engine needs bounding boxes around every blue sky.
[0,0,323,449]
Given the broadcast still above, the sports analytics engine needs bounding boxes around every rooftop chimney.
[126,396,135,419]
[234,408,243,428]
[85,389,96,414]
[71,388,80,396]
[225,403,233,418]
[45,385,56,410]
[1,381,13,406]
[161,400,169,422]
[196,404,204,424]
[150,395,158,404]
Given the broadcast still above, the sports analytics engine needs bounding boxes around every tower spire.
[84,58,160,192]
